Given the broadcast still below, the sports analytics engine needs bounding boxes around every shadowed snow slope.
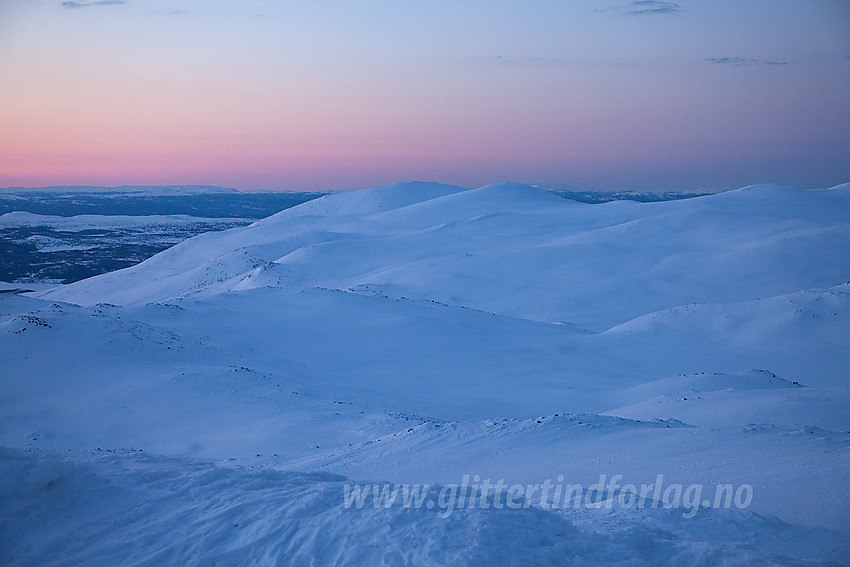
[3,181,849,565]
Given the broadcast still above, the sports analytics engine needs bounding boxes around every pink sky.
[1,1,848,191]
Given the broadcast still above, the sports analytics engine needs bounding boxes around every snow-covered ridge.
[39,181,850,331]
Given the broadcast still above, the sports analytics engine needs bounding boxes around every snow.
[37,183,850,330]
[5,447,824,566]
[2,181,849,565]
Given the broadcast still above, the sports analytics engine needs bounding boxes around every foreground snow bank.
[0,448,836,566]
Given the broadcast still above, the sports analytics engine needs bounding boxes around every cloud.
[707,57,788,66]
[475,55,572,69]
[596,1,682,15]
[595,1,682,16]
[62,1,125,8]
[625,1,682,15]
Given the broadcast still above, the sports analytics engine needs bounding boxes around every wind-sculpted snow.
[3,181,850,564]
[0,448,835,567]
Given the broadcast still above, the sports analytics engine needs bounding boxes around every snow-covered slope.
[3,181,850,565]
[39,182,850,331]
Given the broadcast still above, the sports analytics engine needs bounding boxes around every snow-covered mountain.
[39,181,850,330]
[2,181,849,565]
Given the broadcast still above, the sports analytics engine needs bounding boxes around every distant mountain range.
[0,183,722,219]
[0,187,326,218]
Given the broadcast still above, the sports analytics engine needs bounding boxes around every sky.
[1,0,848,192]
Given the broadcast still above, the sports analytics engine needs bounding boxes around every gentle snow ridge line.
[36,182,850,332]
